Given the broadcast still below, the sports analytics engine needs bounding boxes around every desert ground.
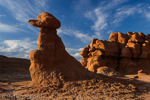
[0,56,150,100]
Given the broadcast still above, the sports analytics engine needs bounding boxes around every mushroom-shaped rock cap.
[28,12,61,29]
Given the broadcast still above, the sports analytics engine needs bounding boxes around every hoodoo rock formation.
[80,32,150,74]
[28,12,94,86]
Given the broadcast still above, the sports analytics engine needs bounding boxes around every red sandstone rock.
[120,46,132,58]
[128,32,145,44]
[91,50,103,56]
[109,32,118,42]
[137,59,150,74]
[127,32,133,38]
[118,32,129,49]
[97,66,123,77]
[88,62,100,73]
[127,43,141,58]
[80,57,87,67]
[142,43,150,58]
[139,51,149,59]
[138,32,145,39]
[118,32,129,44]
[29,12,95,86]
[80,32,150,74]
[28,12,61,29]
[80,45,90,57]
[95,40,119,57]
[118,58,138,74]
[90,39,98,47]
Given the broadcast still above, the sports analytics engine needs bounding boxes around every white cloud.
[0,38,83,60]
[85,8,108,32]
[84,0,129,37]
[113,5,142,26]
[0,23,22,33]
[0,38,37,58]
[58,27,95,43]
[0,0,48,33]
[92,8,108,32]
[66,47,83,61]
[66,48,83,52]
[145,13,150,20]
[0,0,48,22]
[0,15,5,17]
[57,29,63,35]
[143,4,150,21]
[71,52,82,61]
[84,0,150,35]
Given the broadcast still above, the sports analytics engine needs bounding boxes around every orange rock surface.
[80,32,150,74]
[28,12,95,86]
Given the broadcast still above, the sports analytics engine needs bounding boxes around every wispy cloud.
[0,0,48,33]
[66,48,83,52]
[0,37,83,60]
[0,0,48,22]
[84,0,150,36]
[58,27,95,43]
[0,38,37,58]
[113,4,143,26]
[0,23,22,33]
[143,4,150,21]
[84,0,129,36]
[145,12,150,20]
[66,48,83,61]
[71,53,82,61]
[0,15,5,17]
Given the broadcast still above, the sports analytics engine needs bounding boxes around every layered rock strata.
[0,55,30,82]
[80,32,150,74]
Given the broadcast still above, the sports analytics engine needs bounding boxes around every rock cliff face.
[28,12,95,86]
[80,32,150,74]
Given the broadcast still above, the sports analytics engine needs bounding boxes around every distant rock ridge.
[0,55,30,82]
[80,32,150,74]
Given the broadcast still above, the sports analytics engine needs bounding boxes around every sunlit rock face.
[28,12,95,86]
[80,32,150,74]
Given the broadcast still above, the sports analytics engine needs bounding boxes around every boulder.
[120,46,132,58]
[97,66,123,77]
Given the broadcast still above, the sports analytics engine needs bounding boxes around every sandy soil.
[0,72,150,100]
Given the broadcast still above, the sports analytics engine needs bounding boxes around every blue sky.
[0,0,150,61]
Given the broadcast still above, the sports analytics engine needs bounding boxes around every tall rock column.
[28,12,94,86]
